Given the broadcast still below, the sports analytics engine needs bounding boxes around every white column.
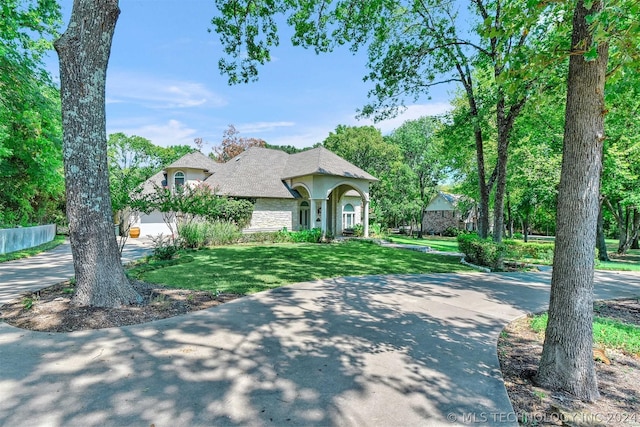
[310,199,318,229]
[363,198,370,238]
[321,198,328,237]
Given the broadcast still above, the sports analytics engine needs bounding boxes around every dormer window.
[174,171,185,190]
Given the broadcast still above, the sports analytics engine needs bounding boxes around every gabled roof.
[139,170,166,195]
[141,146,378,199]
[426,191,468,211]
[283,146,378,181]
[165,151,219,172]
[204,147,298,198]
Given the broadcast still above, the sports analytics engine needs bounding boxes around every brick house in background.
[422,192,477,235]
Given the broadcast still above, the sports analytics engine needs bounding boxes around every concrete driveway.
[1,268,639,427]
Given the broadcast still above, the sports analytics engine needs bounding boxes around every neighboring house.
[133,146,378,237]
[422,192,477,234]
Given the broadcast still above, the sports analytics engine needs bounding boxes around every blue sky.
[49,0,455,150]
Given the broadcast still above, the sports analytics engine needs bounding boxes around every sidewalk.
[0,237,152,304]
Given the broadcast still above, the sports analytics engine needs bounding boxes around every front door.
[299,201,310,229]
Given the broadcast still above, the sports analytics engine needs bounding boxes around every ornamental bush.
[503,239,554,262]
[457,234,508,270]
[178,220,241,248]
[289,227,323,243]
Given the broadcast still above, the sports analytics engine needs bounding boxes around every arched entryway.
[325,183,369,237]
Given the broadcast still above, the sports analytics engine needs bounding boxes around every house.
[133,146,378,237]
[422,192,477,234]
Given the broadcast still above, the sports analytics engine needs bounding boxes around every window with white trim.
[343,203,355,229]
[174,171,185,190]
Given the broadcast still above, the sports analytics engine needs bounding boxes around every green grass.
[0,235,66,263]
[386,235,461,252]
[130,240,474,295]
[530,312,640,356]
[595,260,640,272]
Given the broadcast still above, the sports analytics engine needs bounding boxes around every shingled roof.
[283,146,378,181]
[204,147,298,198]
[141,146,377,199]
[138,170,167,196]
[165,151,220,172]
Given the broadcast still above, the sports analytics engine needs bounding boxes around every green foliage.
[531,312,640,356]
[442,226,463,237]
[368,223,384,237]
[288,228,323,243]
[352,224,364,237]
[386,117,447,233]
[150,235,179,261]
[503,239,555,262]
[457,233,508,270]
[1,0,64,227]
[178,220,242,248]
[22,296,36,311]
[135,184,254,230]
[240,230,293,244]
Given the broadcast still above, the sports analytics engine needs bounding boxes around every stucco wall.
[246,198,298,232]
[0,224,56,254]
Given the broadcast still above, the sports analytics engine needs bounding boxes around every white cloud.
[106,71,227,109]
[111,119,198,147]
[265,125,334,148]
[236,121,296,134]
[353,102,454,134]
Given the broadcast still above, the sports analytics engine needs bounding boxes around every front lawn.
[386,235,461,252]
[130,240,474,295]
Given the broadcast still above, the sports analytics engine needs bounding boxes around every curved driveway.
[1,247,639,426]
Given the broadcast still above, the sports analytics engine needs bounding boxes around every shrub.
[178,222,208,249]
[289,228,323,243]
[369,223,384,238]
[151,234,179,260]
[353,224,364,237]
[457,234,508,270]
[443,226,462,237]
[177,220,241,248]
[503,239,554,262]
[240,230,293,244]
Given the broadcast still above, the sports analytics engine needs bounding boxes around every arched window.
[299,201,310,230]
[343,203,355,230]
[174,171,185,190]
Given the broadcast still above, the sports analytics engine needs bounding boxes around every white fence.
[0,224,56,255]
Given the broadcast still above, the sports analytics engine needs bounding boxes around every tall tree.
[55,0,140,307]
[212,124,266,162]
[323,125,400,176]
[213,0,561,242]
[0,0,64,226]
[388,117,446,237]
[535,0,609,401]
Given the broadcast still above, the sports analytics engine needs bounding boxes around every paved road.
[1,256,639,427]
[0,238,152,304]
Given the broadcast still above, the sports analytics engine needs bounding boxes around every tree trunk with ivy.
[535,0,608,402]
[54,0,140,307]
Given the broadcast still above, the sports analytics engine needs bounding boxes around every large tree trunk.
[596,199,610,261]
[536,0,608,402]
[55,0,141,307]
[492,97,509,243]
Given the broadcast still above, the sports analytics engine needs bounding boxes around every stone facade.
[422,210,463,235]
[246,198,298,232]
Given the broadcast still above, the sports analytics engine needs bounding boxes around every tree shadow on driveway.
[1,271,639,426]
